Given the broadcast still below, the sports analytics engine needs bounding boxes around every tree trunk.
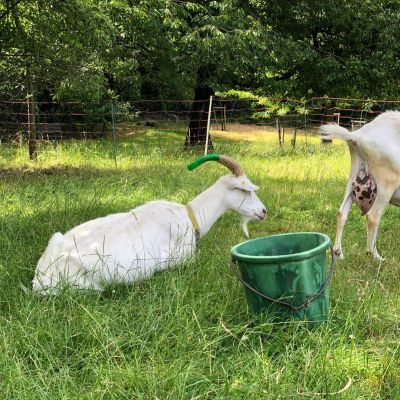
[185,76,214,149]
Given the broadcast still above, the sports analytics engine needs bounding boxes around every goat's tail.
[320,124,356,143]
[34,233,63,275]
[45,232,63,254]
[32,232,64,292]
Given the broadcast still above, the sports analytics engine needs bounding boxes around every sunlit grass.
[0,126,399,399]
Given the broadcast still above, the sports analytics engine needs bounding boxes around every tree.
[2,0,400,150]
[0,0,113,101]
[161,1,272,147]
[1,0,113,156]
[245,0,400,98]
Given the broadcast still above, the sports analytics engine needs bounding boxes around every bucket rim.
[230,232,331,264]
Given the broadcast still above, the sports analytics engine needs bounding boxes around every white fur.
[321,111,400,260]
[32,174,266,293]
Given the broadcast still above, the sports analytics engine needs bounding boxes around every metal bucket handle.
[231,247,335,311]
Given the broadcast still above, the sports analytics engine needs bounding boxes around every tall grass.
[0,129,399,399]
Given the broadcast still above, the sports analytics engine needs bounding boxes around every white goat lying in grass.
[321,111,400,260]
[32,155,266,294]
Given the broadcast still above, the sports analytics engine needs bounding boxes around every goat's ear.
[233,177,259,191]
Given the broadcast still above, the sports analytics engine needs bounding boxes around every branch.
[0,51,31,59]
[316,48,347,66]
[273,69,299,81]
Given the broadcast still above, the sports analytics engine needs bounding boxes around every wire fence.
[0,97,301,140]
[1,96,400,161]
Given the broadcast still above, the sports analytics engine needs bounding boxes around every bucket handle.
[231,247,336,311]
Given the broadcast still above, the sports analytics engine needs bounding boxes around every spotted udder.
[351,168,377,215]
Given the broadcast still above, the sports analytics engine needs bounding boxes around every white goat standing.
[32,155,267,293]
[321,111,400,260]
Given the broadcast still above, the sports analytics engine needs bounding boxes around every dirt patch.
[117,122,145,138]
[212,122,277,135]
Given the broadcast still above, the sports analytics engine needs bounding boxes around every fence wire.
[1,97,399,159]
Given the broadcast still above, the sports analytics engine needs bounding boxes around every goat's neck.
[188,183,228,238]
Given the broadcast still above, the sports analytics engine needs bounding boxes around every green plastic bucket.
[230,232,334,322]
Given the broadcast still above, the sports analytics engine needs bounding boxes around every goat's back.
[33,200,195,292]
[358,111,400,138]
[351,111,400,178]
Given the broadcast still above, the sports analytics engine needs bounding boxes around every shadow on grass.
[0,158,191,180]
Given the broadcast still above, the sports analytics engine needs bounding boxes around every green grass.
[0,128,399,399]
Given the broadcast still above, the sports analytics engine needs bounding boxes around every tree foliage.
[1,0,400,101]
[0,0,112,101]
[247,0,400,98]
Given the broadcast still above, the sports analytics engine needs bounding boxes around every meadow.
[0,125,399,399]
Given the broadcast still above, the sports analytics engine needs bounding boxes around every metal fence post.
[204,95,213,155]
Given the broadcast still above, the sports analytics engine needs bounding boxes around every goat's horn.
[186,153,244,176]
[217,155,244,176]
[187,154,220,171]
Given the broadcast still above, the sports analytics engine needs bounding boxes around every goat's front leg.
[333,184,354,259]
[365,191,392,261]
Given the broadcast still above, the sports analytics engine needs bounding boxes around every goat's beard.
[241,216,251,238]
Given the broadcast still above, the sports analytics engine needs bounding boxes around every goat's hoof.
[333,247,344,259]
[367,251,385,261]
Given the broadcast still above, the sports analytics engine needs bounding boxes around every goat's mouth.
[255,213,266,221]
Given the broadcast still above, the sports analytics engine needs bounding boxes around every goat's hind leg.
[365,187,394,261]
[365,188,395,261]
[334,150,362,259]
[333,182,354,259]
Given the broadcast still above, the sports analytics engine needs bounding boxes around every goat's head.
[187,154,266,237]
